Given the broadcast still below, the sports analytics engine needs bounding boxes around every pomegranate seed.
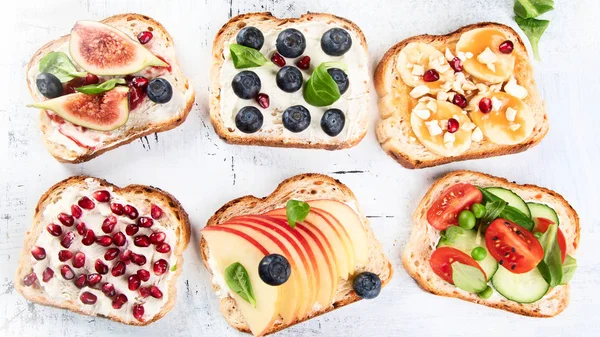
[85,74,99,85]
[105,248,120,261]
[76,222,87,235]
[71,205,83,219]
[256,93,270,109]
[134,235,151,247]
[78,197,95,210]
[124,205,139,219]
[80,292,97,305]
[61,232,75,248]
[113,232,126,246]
[58,250,73,262]
[127,80,146,110]
[130,253,147,266]
[156,243,171,254]
[449,57,463,72]
[499,40,514,54]
[131,77,149,89]
[139,287,151,298]
[479,97,493,113]
[96,235,113,247]
[138,217,153,228]
[120,249,132,262]
[87,273,102,286]
[271,52,286,67]
[150,232,166,244]
[153,259,168,275]
[296,56,311,70]
[137,269,150,282]
[447,118,460,133]
[93,190,110,202]
[82,229,96,246]
[60,265,74,280]
[133,304,145,322]
[111,261,126,277]
[137,31,153,44]
[42,267,54,282]
[423,69,440,82]
[151,204,163,219]
[111,203,125,215]
[102,283,116,297]
[452,93,468,108]
[46,224,62,236]
[75,274,87,288]
[150,286,163,299]
[23,273,37,286]
[58,213,74,226]
[31,246,46,260]
[126,224,140,237]
[102,216,117,233]
[72,252,86,268]
[128,275,141,291]
[95,259,109,274]
[112,294,128,309]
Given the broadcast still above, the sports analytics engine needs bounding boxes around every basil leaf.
[286,200,310,229]
[451,262,488,293]
[560,254,577,285]
[480,200,506,232]
[478,187,534,231]
[536,224,563,287]
[514,0,554,19]
[229,44,270,69]
[76,78,126,95]
[439,226,465,245]
[515,16,550,61]
[303,62,347,107]
[39,52,87,83]
[224,262,256,307]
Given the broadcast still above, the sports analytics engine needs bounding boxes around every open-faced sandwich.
[15,176,190,325]
[375,23,547,168]
[200,174,393,336]
[404,170,579,316]
[26,14,195,163]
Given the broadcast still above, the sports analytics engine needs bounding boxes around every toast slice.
[375,23,548,168]
[26,14,195,163]
[201,173,393,335]
[210,12,369,150]
[15,176,190,325]
[403,170,580,317]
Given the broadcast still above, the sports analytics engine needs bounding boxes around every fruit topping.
[75,274,87,288]
[131,253,147,266]
[134,235,151,247]
[124,205,139,219]
[153,259,168,275]
[150,232,166,244]
[499,40,514,54]
[58,250,73,262]
[232,71,261,99]
[111,203,125,215]
[73,252,86,268]
[256,93,270,109]
[112,294,128,309]
[42,267,54,282]
[479,97,493,113]
[111,261,126,277]
[31,246,46,260]
[95,259,109,274]
[113,232,126,246]
[321,108,346,137]
[276,28,306,58]
[276,66,303,93]
[93,190,110,202]
[76,222,87,235]
[23,273,37,286]
[46,224,62,236]
[126,76,148,110]
[139,287,151,298]
[150,286,163,299]
[327,68,349,95]
[80,291,97,305]
[87,273,102,286]
[156,243,171,253]
[452,93,468,108]
[258,254,291,286]
[151,204,163,220]
[137,31,153,45]
[102,215,117,233]
[102,283,116,297]
[423,69,440,82]
[82,229,96,246]
[138,217,154,228]
[321,28,352,56]
[126,224,140,236]
[133,304,145,322]
[282,105,311,133]
[235,106,263,134]
[96,235,113,246]
[105,248,120,261]
[128,274,141,291]
[352,272,382,299]
[78,196,95,210]
[147,78,173,104]
[449,57,463,72]
[71,205,83,218]
[84,74,99,85]
[58,213,74,226]
[36,73,63,98]
[60,265,75,280]
[137,269,151,282]
[271,52,286,67]
[120,249,132,262]
[61,232,75,248]
[236,26,264,50]
[447,118,460,133]
[296,56,311,70]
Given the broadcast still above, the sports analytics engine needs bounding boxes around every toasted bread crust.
[210,12,368,150]
[374,22,548,169]
[14,176,191,325]
[201,173,393,335]
[403,170,580,317]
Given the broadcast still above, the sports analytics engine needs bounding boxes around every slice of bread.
[201,173,393,335]
[403,170,580,317]
[210,12,369,150]
[26,14,195,163]
[375,23,548,168]
[15,176,191,325]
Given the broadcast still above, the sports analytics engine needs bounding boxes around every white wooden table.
[1,0,599,336]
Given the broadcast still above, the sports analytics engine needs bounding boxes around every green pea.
[478,286,493,299]
[458,210,476,229]
[471,247,487,261]
[471,203,486,218]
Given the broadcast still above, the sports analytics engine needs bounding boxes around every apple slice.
[202,227,279,337]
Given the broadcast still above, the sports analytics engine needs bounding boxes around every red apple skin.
[202,226,269,255]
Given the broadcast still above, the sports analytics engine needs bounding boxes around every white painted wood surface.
[1,0,599,336]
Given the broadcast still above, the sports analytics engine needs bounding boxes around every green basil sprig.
[514,0,553,60]
[303,62,347,107]
[224,262,256,307]
[478,187,534,231]
[439,226,466,245]
[76,78,126,95]
[286,200,310,229]
[451,262,488,293]
[560,255,577,285]
[479,200,506,232]
[229,44,271,69]
[39,52,87,83]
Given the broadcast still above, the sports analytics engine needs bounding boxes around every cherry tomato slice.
[534,217,567,263]
[485,219,544,274]
[427,183,483,230]
[430,246,487,284]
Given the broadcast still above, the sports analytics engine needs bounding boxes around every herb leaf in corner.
[229,44,270,69]
[224,262,256,307]
[514,0,554,19]
[286,200,310,229]
[515,16,550,61]
[480,200,506,232]
[451,262,488,293]
[303,62,347,107]
[560,254,577,285]
[439,226,465,245]
[39,52,87,83]
[536,224,563,287]
[76,78,126,95]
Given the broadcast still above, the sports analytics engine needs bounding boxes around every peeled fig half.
[30,86,130,131]
[69,21,168,76]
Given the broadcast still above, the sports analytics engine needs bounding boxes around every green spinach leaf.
[451,262,488,293]
[514,0,554,19]
[303,62,347,107]
[286,200,310,229]
[39,52,87,83]
[76,78,126,95]
[224,262,256,307]
[229,44,270,69]
[560,254,577,285]
[536,224,563,287]
[439,226,466,245]
[515,16,550,61]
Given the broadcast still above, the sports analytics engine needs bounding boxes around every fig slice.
[30,86,129,131]
[69,21,168,76]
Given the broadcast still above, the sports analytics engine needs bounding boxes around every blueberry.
[327,68,349,95]
[352,272,381,299]
[321,28,352,56]
[232,71,261,99]
[36,72,63,98]
[147,78,173,103]
[321,109,346,137]
[282,105,311,133]
[258,254,291,286]
[276,28,306,58]
[236,26,264,50]
[235,106,263,133]
[276,66,303,93]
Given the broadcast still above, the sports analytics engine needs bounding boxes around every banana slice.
[397,42,455,93]
[411,99,472,156]
[469,92,534,145]
[456,28,515,84]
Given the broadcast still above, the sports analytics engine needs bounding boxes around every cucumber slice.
[527,202,560,226]
[492,266,549,303]
[437,228,498,279]
[486,187,531,217]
